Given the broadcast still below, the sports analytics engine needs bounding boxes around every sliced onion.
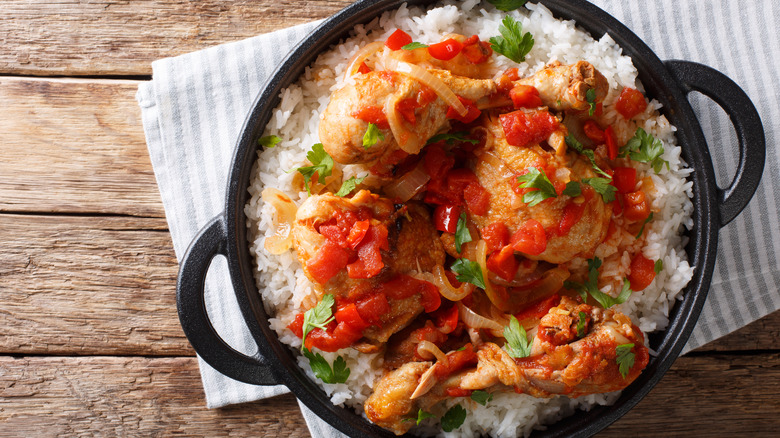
[431,265,474,301]
[458,302,504,332]
[417,340,448,363]
[479,150,514,179]
[382,162,430,201]
[385,58,467,117]
[344,41,385,79]
[261,188,298,255]
[384,96,424,154]
[476,239,507,311]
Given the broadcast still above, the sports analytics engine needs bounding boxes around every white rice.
[244,2,694,436]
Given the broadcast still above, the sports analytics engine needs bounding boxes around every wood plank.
[0,354,777,436]
[0,214,188,356]
[0,77,164,217]
[0,0,351,76]
[0,356,308,437]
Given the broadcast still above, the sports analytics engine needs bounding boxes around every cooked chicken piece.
[470,115,611,264]
[364,297,648,433]
[291,190,446,349]
[517,60,609,112]
[319,69,496,165]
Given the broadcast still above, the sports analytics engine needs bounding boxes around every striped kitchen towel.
[136,1,780,436]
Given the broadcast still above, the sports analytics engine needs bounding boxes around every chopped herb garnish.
[441,405,467,432]
[516,167,557,206]
[471,390,494,406]
[582,177,618,203]
[586,88,597,116]
[363,123,384,150]
[562,181,582,197]
[426,131,479,145]
[564,258,633,308]
[302,348,350,384]
[635,211,654,238]
[487,0,528,11]
[620,128,669,173]
[451,258,486,289]
[335,176,365,197]
[565,135,611,178]
[404,409,435,425]
[301,294,335,349]
[295,143,334,194]
[455,212,472,253]
[489,16,534,63]
[616,343,636,378]
[654,258,664,274]
[504,315,532,358]
[402,42,429,50]
[576,311,587,337]
[258,135,281,148]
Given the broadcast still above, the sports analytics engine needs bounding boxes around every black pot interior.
[224,0,719,436]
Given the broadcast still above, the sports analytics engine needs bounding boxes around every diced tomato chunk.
[433,205,461,233]
[623,190,650,221]
[480,222,510,254]
[288,313,304,338]
[434,344,477,379]
[510,219,547,256]
[513,294,561,323]
[335,303,370,331]
[446,168,480,193]
[446,387,473,398]
[428,38,463,60]
[486,245,519,282]
[628,253,656,291]
[433,305,459,334]
[605,125,618,160]
[357,62,371,74]
[447,96,481,123]
[583,119,605,143]
[499,110,559,148]
[346,220,370,249]
[463,182,490,216]
[396,97,419,124]
[615,87,648,119]
[385,29,412,50]
[307,241,350,284]
[557,201,586,236]
[612,167,637,194]
[461,35,492,64]
[305,322,351,352]
[347,223,389,279]
[355,292,390,325]
[509,84,543,108]
[351,105,389,129]
[419,281,441,313]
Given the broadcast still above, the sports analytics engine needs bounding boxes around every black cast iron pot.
[176,0,765,436]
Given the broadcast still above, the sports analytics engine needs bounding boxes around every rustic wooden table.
[1,1,778,436]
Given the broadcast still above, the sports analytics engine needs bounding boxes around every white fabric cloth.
[136,1,780,436]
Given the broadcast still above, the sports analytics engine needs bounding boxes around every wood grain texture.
[0,0,351,76]
[0,356,307,437]
[0,354,778,437]
[0,214,189,356]
[0,77,164,217]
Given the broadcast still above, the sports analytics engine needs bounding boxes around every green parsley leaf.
[616,343,636,378]
[402,42,429,50]
[565,258,633,309]
[487,0,528,11]
[451,258,486,289]
[635,211,654,238]
[409,409,435,425]
[620,128,669,173]
[565,135,611,178]
[562,181,582,197]
[426,131,479,145]
[582,177,618,203]
[302,348,351,384]
[503,315,532,358]
[655,258,664,274]
[516,167,557,206]
[441,405,467,432]
[296,143,334,194]
[489,16,534,63]
[258,135,281,148]
[471,390,493,406]
[301,294,335,350]
[455,212,472,253]
[586,88,597,116]
[576,311,587,337]
[335,176,365,197]
[363,123,384,150]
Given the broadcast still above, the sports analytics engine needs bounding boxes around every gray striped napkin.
[136,1,779,436]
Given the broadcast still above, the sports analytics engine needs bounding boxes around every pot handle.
[177,215,279,386]
[664,60,765,227]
